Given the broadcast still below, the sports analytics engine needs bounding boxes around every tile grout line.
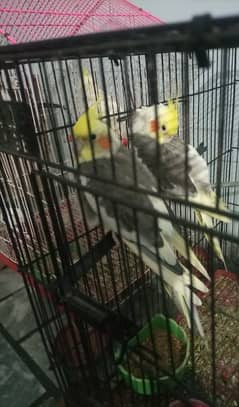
[0,322,60,399]
[18,313,59,345]
[28,392,53,407]
[0,285,25,304]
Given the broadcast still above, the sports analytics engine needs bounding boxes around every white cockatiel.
[71,103,210,337]
[131,101,230,270]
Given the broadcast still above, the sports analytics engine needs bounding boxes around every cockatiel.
[71,102,210,337]
[68,68,127,146]
[130,100,230,271]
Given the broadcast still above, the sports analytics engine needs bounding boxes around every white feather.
[149,195,210,280]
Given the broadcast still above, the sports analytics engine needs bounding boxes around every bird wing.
[133,134,211,198]
[79,147,208,281]
[78,148,208,335]
[79,149,180,272]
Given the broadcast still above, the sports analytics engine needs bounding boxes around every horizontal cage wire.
[1,15,239,407]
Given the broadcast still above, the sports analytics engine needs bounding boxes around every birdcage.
[0,0,163,271]
[1,14,239,407]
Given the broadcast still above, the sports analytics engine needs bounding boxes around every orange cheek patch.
[149,119,159,133]
[97,136,111,149]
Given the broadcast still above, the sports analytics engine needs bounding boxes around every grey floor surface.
[0,267,60,407]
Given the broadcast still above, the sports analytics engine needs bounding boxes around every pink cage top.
[0,0,163,44]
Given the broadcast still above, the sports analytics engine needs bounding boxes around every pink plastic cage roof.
[0,0,163,44]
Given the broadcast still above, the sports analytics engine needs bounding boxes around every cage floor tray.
[177,305,239,406]
[206,270,239,317]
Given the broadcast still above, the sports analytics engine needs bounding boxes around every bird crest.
[72,102,101,139]
[165,98,179,136]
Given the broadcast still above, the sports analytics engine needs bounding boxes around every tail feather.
[124,238,209,294]
[184,293,205,338]
[194,191,231,223]
[166,284,204,337]
[124,238,207,338]
[195,210,228,271]
[184,286,202,307]
[177,292,191,330]
[179,262,209,294]
[173,230,210,280]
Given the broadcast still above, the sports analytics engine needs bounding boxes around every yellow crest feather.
[165,98,179,137]
[73,102,100,139]
[167,98,178,120]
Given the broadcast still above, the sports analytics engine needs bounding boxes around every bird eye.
[90,134,96,140]
[161,125,166,131]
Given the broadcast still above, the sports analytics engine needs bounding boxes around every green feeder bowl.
[114,313,190,395]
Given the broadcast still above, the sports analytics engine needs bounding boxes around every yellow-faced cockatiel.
[130,101,230,271]
[71,102,210,337]
[68,68,127,146]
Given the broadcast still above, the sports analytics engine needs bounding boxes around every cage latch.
[191,14,211,68]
